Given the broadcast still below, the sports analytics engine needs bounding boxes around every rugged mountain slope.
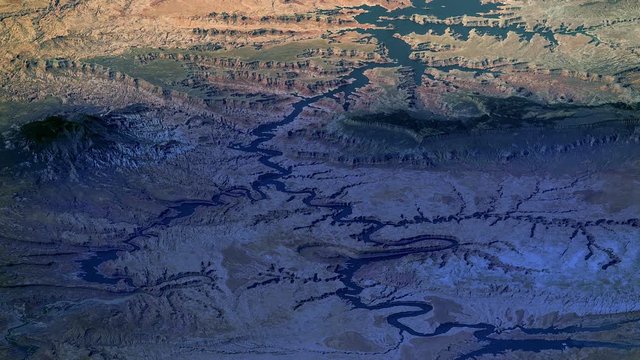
[1,1,639,359]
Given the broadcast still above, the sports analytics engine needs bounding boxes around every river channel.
[77,0,638,357]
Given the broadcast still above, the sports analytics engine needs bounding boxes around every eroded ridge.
[1,0,639,359]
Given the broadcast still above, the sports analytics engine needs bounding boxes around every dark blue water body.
[357,0,498,21]
[348,0,603,81]
[80,249,119,284]
[421,0,499,18]
[457,338,634,360]
[78,190,250,285]
[224,58,639,354]
[298,237,458,336]
[77,62,390,284]
[75,2,638,356]
[350,0,511,84]
[298,236,640,358]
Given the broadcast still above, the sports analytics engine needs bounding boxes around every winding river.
[77,0,639,357]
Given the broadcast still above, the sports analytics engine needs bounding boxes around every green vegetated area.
[2,113,124,169]
[0,97,66,131]
[345,111,466,139]
[217,39,328,61]
[0,98,70,173]
[342,97,640,144]
[19,115,105,146]
[83,38,374,99]
[211,38,374,76]
[89,52,189,87]
[0,112,124,170]
[215,39,373,61]
[86,49,215,98]
[20,116,82,145]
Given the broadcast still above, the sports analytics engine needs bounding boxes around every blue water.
[348,0,594,85]
[75,1,638,357]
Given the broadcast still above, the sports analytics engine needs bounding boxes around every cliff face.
[0,0,404,64]
[2,1,640,360]
[139,0,413,16]
[2,0,640,108]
